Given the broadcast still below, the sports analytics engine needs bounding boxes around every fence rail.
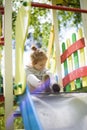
[61,28,87,92]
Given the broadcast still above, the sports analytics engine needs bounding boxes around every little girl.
[25,46,60,94]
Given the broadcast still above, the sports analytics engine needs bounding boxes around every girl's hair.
[30,46,48,65]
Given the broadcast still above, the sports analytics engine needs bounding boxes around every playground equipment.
[46,26,87,92]
[61,28,87,92]
[14,3,43,130]
[33,93,87,130]
[0,0,87,129]
[14,1,87,129]
[46,25,54,69]
[46,25,57,73]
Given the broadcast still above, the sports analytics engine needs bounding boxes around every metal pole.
[31,2,87,13]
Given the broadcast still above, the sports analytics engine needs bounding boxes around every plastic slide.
[17,85,43,130]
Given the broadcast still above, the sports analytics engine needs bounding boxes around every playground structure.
[0,0,87,130]
[47,26,87,92]
[61,28,87,92]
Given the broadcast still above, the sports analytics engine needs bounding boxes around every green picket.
[62,42,71,92]
[72,33,82,89]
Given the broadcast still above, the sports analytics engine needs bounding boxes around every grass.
[0,105,24,130]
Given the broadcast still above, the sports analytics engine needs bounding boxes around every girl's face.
[34,59,47,71]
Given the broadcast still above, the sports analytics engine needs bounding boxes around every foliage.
[0,115,24,129]
[0,0,3,5]
[11,0,82,47]
[58,0,81,32]
[30,7,51,47]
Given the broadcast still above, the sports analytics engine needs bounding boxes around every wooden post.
[51,0,63,91]
[80,0,87,66]
[4,0,13,129]
[78,28,87,87]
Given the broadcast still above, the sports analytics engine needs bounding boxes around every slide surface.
[33,93,87,130]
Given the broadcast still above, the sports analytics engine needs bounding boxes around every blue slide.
[17,85,43,130]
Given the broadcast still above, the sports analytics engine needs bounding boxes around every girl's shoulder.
[25,65,34,71]
[25,65,39,74]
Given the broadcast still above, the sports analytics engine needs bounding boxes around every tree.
[12,0,82,48]
[29,6,51,47]
[58,0,81,32]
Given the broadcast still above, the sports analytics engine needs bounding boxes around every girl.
[25,46,60,94]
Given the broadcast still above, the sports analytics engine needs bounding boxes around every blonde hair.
[30,46,48,65]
